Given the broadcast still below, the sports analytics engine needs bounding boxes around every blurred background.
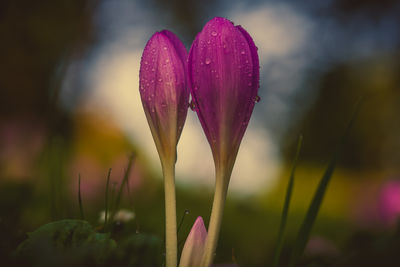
[1,0,400,266]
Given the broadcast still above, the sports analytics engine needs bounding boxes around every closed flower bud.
[188,17,260,266]
[139,30,189,164]
[188,17,260,176]
[179,217,207,267]
[139,30,188,267]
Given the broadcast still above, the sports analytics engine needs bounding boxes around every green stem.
[163,162,177,267]
[201,169,230,267]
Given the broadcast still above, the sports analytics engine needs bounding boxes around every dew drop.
[189,100,196,111]
[163,46,167,50]
[151,108,155,113]
[254,95,261,103]
[211,31,218,36]
[158,78,163,82]
[248,73,253,77]
[242,121,249,126]
[144,61,148,64]
[151,68,155,72]
[248,82,252,86]
[241,50,245,55]
[165,59,170,63]
[205,58,211,65]
[161,102,167,108]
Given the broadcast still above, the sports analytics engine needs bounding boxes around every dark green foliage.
[16,220,116,266]
[109,233,163,267]
[272,135,303,267]
[14,219,163,267]
[288,99,362,267]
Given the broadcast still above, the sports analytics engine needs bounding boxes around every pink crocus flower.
[139,30,189,164]
[188,17,260,176]
[139,30,189,267]
[188,17,259,267]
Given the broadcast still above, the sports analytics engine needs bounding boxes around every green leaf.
[271,135,303,267]
[16,219,116,265]
[288,98,363,267]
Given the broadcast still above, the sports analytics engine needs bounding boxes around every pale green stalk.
[201,167,230,267]
[162,160,177,267]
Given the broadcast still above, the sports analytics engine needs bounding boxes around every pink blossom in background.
[379,180,400,225]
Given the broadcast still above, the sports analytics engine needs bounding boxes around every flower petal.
[179,217,207,267]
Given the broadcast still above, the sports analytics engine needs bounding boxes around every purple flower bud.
[139,30,189,163]
[188,17,260,173]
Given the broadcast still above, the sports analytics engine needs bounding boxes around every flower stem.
[201,169,230,267]
[163,162,177,267]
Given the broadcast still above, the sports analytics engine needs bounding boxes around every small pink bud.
[179,217,207,267]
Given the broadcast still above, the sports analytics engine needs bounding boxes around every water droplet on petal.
[241,50,245,55]
[248,82,252,86]
[158,78,163,82]
[248,73,253,77]
[211,31,218,36]
[205,58,211,65]
[165,59,169,63]
[254,95,261,103]
[189,100,196,111]
[163,46,167,50]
